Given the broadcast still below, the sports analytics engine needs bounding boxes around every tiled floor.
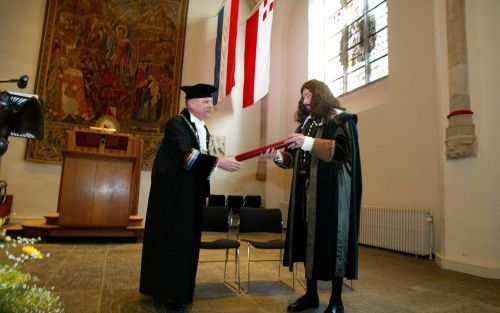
[16,233,500,313]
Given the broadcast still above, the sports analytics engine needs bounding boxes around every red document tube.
[235,140,289,161]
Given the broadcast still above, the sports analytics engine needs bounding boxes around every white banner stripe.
[253,3,273,103]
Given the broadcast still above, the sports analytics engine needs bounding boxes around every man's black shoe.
[155,300,186,313]
[168,303,186,312]
[324,303,344,313]
[287,294,320,312]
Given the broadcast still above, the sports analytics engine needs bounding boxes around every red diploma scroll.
[235,140,289,161]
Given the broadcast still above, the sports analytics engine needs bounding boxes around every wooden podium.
[22,128,145,238]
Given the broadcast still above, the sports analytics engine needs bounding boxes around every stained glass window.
[323,0,388,95]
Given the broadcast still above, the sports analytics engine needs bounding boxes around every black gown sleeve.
[164,117,218,178]
[310,119,352,164]
[331,121,352,164]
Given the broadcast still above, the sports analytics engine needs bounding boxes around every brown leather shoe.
[287,295,320,312]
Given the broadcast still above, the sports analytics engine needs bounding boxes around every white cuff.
[274,151,284,164]
[301,136,314,151]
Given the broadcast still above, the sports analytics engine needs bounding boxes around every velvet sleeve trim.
[276,150,294,169]
[311,139,336,162]
[185,149,200,171]
[184,149,218,178]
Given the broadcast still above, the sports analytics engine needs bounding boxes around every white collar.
[189,112,205,125]
[304,115,323,126]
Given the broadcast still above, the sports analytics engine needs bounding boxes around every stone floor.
[16,233,500,313]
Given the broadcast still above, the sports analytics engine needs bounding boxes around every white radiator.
[359,207,433,257]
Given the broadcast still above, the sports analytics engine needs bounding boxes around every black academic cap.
[180,84,217,100]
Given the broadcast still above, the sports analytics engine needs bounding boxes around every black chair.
[208,194,226,207]
[226,195,244,215]
[238,207,294,291]
[243,195,262,208]
[200,206,241,292]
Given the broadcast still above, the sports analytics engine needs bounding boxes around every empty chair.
[243,195,262,208]
[200,206,241,291]
[238,207,294,291]
[226,195,244,215]
[208,194,226,207]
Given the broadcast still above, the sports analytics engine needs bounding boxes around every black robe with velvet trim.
[140,108,217,305]
[280,112,362,281]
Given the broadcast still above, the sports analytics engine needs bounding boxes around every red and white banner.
[243,0,275,108]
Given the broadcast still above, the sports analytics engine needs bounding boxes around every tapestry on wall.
[26,0,189,168]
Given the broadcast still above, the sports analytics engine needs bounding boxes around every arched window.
[309,0,388,96]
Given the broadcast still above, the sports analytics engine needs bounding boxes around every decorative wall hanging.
[26,0,189,168]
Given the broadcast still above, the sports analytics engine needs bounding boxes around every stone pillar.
[445,0,477,159]
[256,96,268,181]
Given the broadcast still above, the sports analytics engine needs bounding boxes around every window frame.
[309,0,388,96]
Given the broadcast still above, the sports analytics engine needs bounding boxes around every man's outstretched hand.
[217,156,243,171]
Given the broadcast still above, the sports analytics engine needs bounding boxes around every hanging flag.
[243,0,275,108]
[213,0,240,105]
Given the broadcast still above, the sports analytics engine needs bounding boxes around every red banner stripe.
[243,8,259,108]
[225,0,239,96]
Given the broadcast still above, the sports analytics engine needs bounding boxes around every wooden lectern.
[57,128,143,228]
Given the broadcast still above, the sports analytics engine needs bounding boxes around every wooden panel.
[57,128,143,231]
[0,195,13,218]
[92,158,133,227]
[58,156,96,226]
[127,137,143,216]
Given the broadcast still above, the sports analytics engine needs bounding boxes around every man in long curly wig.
[263,79,362,313]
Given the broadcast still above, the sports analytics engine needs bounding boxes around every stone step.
[23,219,60,229]
[35,213,144,227]
[128,215,144,226]
[44,213,60,225]
[1,223,23,237]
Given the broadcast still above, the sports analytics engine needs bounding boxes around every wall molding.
[435,253,500,279]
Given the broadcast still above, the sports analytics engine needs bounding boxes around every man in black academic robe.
[140,84,242,311]
[263,80,362,313]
